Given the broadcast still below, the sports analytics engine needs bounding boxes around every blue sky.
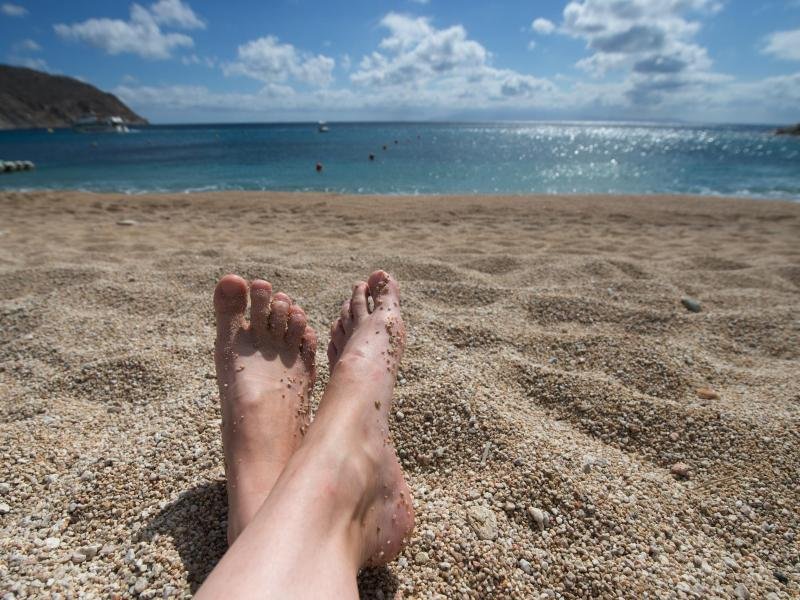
[2,0,800,123]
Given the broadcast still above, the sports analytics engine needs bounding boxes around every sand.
[0,190,798,599]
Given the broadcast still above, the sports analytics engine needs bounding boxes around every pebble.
[0,482,10,494]
[670,462,690,479]
[466,505,498,541]
[0,502,10,514]
[134,577,148,594]
[116,219,139,226]
[438,562,451,571]
[44,537,61,549]
[773,570,788,584]
[80,470,95,481]
[528,507,549,531]
[71,552,86,564]
[519,559,532,574]
[733,583,750,599]
[681,297,702,312]
[414,551,429,565]
[696,387,720,400]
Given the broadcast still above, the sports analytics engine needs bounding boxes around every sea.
[0,121,798,200]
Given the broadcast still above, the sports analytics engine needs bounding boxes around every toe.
[286,305,307,349]
[214,274,248,343]
[350,282,369,321]
[249,279,273,339]
[301,326,317,373]
[340,300,354,333]
[331,318,347,350]
[367,270,400,309]
[327,339,338,367]
[269,293,291,338]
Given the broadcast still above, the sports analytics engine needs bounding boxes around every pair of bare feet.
[209,270,414,579]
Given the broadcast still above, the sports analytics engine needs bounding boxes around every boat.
[73,115,130,133]
[318,121,329,133]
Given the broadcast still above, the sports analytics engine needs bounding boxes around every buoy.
[316,162,323,172]
[394,140,398,144]
[382,145,387,150]
[369,154,375,161]
[47,128,54,134]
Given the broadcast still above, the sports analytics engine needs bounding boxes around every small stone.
[414,551,429,565]
[681,297,702,312]
[44,474,58,485]
[0,502,10,514]
[71,552,86,564]
[100,543,115,556]
[504,502,516,512]
[44,537,61,549]
[519,559,532,574]
[467,489,480,500]
[433,447,445,458]
[774,570,788,584]
[734,583,749,600]
[528,507,548,531]
[396,411,404,421]
[134,577,148,594]
[0,483,10,494]
[670,462,690,479]
[116,219,138,226]
[80,470,95,482]
[696,387,719,400]
[723,557,738,570]
[669,432,679,442]
[467,505,498,541]
[82,544,100,559]
[397,557,408,568]
[438,562,451,571]
[513,457,523,466]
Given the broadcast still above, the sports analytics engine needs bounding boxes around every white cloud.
[554,0,722,106]
[1,3,26,17]
[532,18,555,34]
[340,53,352,71]
[763,29,800,61]
[149,0,204,29]
[224,36,335,86]
[181,53,217,67]
[10,56,47,70]
[13,38,40,52]
[54,1,200,60]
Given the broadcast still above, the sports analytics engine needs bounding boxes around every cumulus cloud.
[224,36,335,86]
[349,12,555,108]
[1,3,26,16]
[531,18,555,34]
[762,29,800,61]
[149,0,204,29]
[552,0,722,107]
[54,1,200,59]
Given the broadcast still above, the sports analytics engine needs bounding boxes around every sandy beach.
[0,190,798,599]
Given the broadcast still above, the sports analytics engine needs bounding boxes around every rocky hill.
[775,123,800,136]
[0,64,147,130]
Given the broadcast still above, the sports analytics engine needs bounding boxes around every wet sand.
[0,190,798,598]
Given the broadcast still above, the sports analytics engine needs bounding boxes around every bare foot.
[214,274,317,543]
[312,270,414,567]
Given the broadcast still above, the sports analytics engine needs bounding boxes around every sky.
[2,0,800,124]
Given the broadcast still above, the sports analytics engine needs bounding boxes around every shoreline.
[2,188,799,204]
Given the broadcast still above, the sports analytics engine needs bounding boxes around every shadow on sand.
[143,480,400,598]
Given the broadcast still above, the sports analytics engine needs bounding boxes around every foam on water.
[0,122,798,199]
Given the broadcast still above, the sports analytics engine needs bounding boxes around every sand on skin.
[0,190,798,598]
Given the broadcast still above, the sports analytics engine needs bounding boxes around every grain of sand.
[0,191,798,599]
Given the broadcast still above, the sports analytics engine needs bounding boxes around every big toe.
[367,270,400,309]
[214,274,248,342]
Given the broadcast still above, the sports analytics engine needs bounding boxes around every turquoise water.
[0,122,798,199]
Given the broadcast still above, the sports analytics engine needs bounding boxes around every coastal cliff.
[775,123,800,136]
[0,65,147,130]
